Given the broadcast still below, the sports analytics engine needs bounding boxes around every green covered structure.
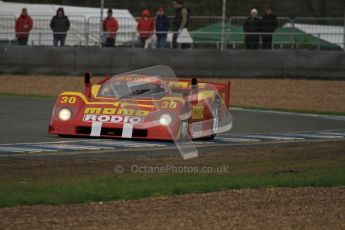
[191,22,341,50]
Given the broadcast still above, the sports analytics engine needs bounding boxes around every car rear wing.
[202,80,231,109]
[167,79,231,109]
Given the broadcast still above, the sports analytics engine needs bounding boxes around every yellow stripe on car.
[61,92,120,107]
[198,91,215,102]
[91,85,101,98]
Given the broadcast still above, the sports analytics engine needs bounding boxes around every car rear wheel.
[203,96,221,140]
[179,105,190,140]
[180,119,189,139]
[212,97,221,133]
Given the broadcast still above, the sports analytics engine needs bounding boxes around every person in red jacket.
[15,8,33,46]
[102,9,119,47]
[137,9,155,48]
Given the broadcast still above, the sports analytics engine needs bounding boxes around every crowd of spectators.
[243,8,278,49]
[13,1,278,49]
[13,0,190,48]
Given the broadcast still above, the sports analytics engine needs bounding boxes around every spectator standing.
[50,8,70,46]
[261,8,278,49]
[155,7,169,48]
[102,9,119,47]
[172,0,190,49]
[15,8,33,46]
[137,9,155,48]
[243,9,262,49]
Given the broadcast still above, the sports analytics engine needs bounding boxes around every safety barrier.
[1,46,345,79]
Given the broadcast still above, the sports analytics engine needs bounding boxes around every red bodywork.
[49,75,231,141]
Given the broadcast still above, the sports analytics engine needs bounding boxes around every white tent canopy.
[285,22,345,49]
[0,0,137,46]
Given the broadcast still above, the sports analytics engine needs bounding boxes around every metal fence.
[169,16,225,31]
[0,15,344,50]
[0,15,16,43]
[87,16,137,46]
[30,15,87,46]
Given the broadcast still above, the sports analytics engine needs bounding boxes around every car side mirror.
[191,78,198,90]
[84,73,92,98]
[84,72,91,85]
[191,78,199,102]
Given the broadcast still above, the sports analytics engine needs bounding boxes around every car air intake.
[76,126,147,138]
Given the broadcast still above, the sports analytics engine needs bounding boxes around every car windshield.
[98,76,168,99]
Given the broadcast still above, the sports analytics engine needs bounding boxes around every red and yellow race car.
[49,66,232,141]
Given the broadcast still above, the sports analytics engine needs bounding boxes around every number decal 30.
[60,96,77,104]
[161,101,177,109]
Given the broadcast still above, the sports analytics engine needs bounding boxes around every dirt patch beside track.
[0,141,344,229]
[1,75,345,113]
[0,187,344,229]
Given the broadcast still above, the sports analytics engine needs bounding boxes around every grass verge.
[1,167,344,208]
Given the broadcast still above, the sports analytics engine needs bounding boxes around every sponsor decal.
[192,105,204,119]
[168,81,189,88]
[115,76,159,83]
[168,81,206,89]
[83,114,144,124]
[84,107,150,117]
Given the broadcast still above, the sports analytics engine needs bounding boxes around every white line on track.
[83,141,168,148]
[286,134,345,139]
[232,107,345,121]
[245,135,304,140]
[0,147,55,153]
[0,139,91,146]
[216,137,261,142]
[0,129,344,155]
[318,131,345,136]
[36,144,112,150]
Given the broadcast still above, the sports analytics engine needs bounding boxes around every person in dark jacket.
[50,8,70,46]
[261,8,278,49]
[172,0,190,49]
[243,9,262,49]
[155,7,169,48]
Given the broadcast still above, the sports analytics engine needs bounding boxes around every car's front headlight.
[159,114,172,126]
[58,108,72,121]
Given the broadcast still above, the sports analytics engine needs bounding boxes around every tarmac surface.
[0,95,345,156]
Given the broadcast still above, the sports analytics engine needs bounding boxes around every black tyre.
[202,96,221,140]
[179,105,191,140]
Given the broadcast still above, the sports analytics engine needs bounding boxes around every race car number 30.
[60,96,77,104]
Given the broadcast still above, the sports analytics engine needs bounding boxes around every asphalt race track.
[0,95,345,155]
